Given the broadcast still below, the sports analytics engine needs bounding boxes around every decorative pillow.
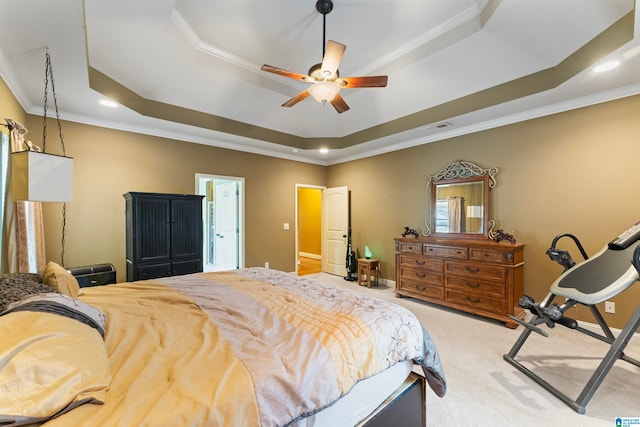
[2,292,107,338]
[42,261,80,298]
[0,309,111,425]
[0,272,56,313]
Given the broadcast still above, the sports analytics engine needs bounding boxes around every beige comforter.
[43,268,445,426]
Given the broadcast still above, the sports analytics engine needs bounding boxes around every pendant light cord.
[42,49,66,156]
[42,48,68,266]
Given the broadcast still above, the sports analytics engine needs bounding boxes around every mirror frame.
[424,160,500,240]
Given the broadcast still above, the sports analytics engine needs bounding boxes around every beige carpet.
[307,272,640,427]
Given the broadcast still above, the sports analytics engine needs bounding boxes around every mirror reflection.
[424,160,498,239]
[434,181,485,234]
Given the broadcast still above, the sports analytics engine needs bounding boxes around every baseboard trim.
[299,252,321,260]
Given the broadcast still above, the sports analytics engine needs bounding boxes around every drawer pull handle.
[467,296,481,303]
[415,273,426,278]
[416,285,426,291]
[465,266,480,273]
[466,282,480,288]
[415,260,426,265]
[427,248,434,252]
[456,250,462,254]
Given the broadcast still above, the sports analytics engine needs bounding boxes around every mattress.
[303,360,413,426]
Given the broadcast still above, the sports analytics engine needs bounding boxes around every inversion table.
[503,223,640,414]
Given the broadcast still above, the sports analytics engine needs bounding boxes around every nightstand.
[357,258,380,287]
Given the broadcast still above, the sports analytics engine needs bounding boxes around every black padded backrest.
[555,241,640,295]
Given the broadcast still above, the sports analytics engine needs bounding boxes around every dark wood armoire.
[124,192,204,282]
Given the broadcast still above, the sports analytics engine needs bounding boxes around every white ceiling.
[0,0,639,165]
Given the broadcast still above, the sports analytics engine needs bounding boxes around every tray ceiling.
[0,0,638,164]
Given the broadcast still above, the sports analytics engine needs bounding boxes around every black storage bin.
[67,263,117,288]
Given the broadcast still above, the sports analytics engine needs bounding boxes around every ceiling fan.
[261,0,388,113]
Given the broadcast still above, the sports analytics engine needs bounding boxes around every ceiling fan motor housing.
[308,63,339,80]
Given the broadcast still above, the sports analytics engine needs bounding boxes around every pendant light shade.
[11,151,73,202]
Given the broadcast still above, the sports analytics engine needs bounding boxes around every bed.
[0,265,446,426]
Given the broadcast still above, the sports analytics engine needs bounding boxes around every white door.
[321,186,349,276]
[214,180,239,270]
[196,174,244,272]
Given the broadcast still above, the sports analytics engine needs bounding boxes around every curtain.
[447,196,464,233]
[2,120,47,274]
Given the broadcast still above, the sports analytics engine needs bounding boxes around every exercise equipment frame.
[503,232,640,414]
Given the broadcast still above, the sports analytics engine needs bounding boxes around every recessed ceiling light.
[319,148,329,154]
[593,60,620,73]
[99,99,118,108]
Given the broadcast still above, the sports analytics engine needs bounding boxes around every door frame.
[295,183,325,274]
[196,173,245,271]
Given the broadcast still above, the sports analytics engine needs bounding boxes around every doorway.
[295,185,349,277]
[196,174,244,271]
[296,185,323,275]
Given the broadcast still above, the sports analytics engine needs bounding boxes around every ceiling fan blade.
[321,40,346,79]
[282,90,311,108]
[261,64,312,82]
[338,75,388,88]
[330,93,350,114]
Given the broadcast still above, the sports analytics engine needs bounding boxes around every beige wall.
[3,72,640,328]
[0,79,27,127]
[17,119,327,280]
[328,94,640,328]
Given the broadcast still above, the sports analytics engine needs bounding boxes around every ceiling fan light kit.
[261,0,388,113]
[308,81,340,103]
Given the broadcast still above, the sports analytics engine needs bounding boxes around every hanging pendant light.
[11,48,73,203]
[11,151,72,202]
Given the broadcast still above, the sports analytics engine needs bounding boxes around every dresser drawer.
[399,266,443,286]
[423,245,468,259]
[445,275,506,298]
[445,261,506,281]
[397,242,422,254]
[445,289,506,315]
[398,279,444,300]
[399,255,442,272]
[469,248,511,264]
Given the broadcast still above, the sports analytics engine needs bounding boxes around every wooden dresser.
[394,237,525,328]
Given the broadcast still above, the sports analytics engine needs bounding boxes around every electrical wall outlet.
[264,261,270,269]
[605,301,615,314]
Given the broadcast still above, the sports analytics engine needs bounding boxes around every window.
[434,199,449,233]
[0,131,9,270]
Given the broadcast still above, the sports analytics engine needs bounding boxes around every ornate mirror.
[424,160,499,239]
